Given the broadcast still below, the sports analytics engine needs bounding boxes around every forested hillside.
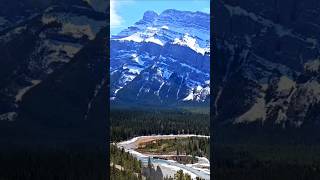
[110,144,142,180]
[110,108,209,142]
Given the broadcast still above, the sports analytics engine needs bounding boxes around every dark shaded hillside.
[0,145,106,180]
[213,124,320,180]
[213,0,320,128]
[0,1,109,179]
[212,0,320,179]
[19,28,107,134]
[0,0,106,122]
[0,27,108,179]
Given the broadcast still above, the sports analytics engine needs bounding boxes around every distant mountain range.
[110,9,210,106]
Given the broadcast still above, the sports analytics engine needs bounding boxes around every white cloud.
[110,0,123,28]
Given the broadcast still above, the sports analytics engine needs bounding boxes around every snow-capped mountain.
[213,0,320,128]
[110,9,210,105]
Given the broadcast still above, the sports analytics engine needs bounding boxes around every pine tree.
[174,170,184,180]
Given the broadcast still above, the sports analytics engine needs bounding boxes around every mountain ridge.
[110,9,210,106]
[213,0,320,129]
[0,0,106,122]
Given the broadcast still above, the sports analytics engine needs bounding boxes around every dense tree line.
[185,137,209,159]
[0,146,107,180]
[110,144,141,175]
[214,143,320,180]
[174,170,191,180]
[110,109,209,142]
[110,167,142,180]
[215,159,320,180]
[139,137,209,160]
[215,126,320,179]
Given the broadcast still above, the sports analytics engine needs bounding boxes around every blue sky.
[110,0,210,35]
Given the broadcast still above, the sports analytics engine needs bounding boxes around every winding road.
[117,134,210,180]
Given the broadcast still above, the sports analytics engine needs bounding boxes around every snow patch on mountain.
[42,12,105,40]
[131,53,145,65]
[277,76,296,92]
[119,33,144,43]
[304,59,320,72]
[161,25,169,30]
[31,40,82,69]
[118,30,164,46]
[0,112,17,122]
[180,63,209,76]
[60,23,96,40]
[303,80,320,99]
[183,85,210,102]
[84,77,106,120]
[224,4,293,37]
[183,90,193,101]
[125,65,143,74]
[235,94,267,123]
[15,80,41,102]
[42,15,56,24]
[145,36,164,46]
[173,33,208,55]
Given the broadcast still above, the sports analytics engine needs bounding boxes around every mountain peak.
[111,8,210,105]
[160,9,209,16]
[143,10,158,22]
[161,9,178,14]
[160,9,188,16]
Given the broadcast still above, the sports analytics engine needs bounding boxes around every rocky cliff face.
[110,10,210,106]
[213,0,320,128]
[0,0,106,123]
